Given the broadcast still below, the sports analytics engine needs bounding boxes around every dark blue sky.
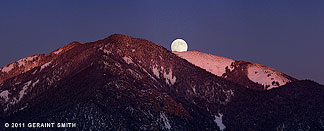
[1,0,323,84]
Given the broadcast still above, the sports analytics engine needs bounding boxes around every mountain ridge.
[174,50,297,90]
[0,34,323,130]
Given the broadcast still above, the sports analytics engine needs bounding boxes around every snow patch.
[152,67,160,78]
[214,113,226,131]
[32,69,38,75]
[32,79,39,87]
[0,90,10,102]
[247,64,290,90]
[15,81,22,85]
[174,51,235,77]
[53,49,63,54]
[1,63,14,73]
[16,55,38,67]
[192,87,196,94]
[160,112,171,130]
[40,61,52,71]
[17,60,25,66]
[26,56,38,61]
[19,104,28,111]
[19,81,32,101]
[222,89,234,104]
[103,49,111,54]
[123,56,133,64]
[163,69,176,86]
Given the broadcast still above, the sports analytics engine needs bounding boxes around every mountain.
[0,34,323,130]
[0,42,82,84]
[174,51,296,90]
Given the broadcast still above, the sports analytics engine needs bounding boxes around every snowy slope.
[0,41,82,84]
[174,50,294,90]
[173,51,235,76]
[0,55,41,73]
[247,64,291,90]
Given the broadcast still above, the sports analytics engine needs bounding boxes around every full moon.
[171,39,188,52]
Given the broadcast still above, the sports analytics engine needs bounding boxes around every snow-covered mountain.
[174,51,235,77]
[0,34,323,130]
[174,51,296,90]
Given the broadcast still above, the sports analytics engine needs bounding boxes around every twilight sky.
[0,0,323,84]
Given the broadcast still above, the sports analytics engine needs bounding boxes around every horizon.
[0,1,323,84]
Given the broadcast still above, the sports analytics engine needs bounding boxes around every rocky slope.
[0,42,82,84]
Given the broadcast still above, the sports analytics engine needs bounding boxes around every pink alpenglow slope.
[174,50,295,90]
[173,51,235,77]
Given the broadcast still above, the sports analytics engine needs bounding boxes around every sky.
[0,0,323,84]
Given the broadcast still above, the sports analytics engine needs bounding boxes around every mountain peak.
[104,34,134,43]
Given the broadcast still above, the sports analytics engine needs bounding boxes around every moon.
[171,39,188,52]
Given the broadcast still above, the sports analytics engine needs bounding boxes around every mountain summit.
[0,34,323,130]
